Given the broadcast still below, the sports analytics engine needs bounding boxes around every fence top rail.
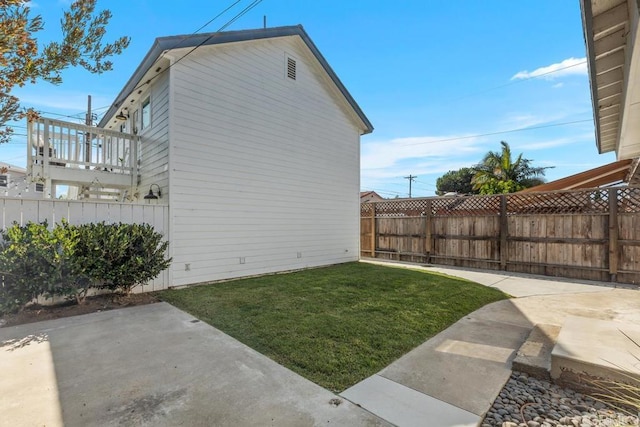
[361,186,639,203]
[30,117,141,141]
[0,195,167,206]
[361,186,640,216]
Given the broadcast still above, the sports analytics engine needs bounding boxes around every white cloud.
[511,57,587,81]
[511,133,593,151]
[499,113,563,130]
[361,134,483,171]
[360,134,488,192]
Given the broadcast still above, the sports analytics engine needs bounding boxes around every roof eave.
[98,25,373,134]
[581,0,607,154]
[98,39,165,128]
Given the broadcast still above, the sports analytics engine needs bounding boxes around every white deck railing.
[27,117,140,186]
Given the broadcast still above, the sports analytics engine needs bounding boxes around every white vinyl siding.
[168,36,362,286]
[138,72,170,200]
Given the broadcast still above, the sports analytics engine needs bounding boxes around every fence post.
[500,195,508,270]
[608,188,619,282]
[370,202,376,258]
[424,199,432,264]
[43,119,52,198]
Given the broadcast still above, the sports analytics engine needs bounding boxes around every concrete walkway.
[0,303,389,427]
[2,262,639,427]
[341,260,640,427]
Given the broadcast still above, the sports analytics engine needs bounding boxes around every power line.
[414,179,436,188]
[39,111,86,121]
[109,0,264,113]
[128,0,244,91]
[189,0,244,38]
[444,60,587,104]
[401,119,592,147]
[31,0,251,121]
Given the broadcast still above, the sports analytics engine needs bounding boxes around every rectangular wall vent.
[35,183,44,192]
[0,175,7,188]
[287,57,296,80]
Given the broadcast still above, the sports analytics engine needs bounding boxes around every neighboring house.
[360,191,384,203]
[0,162,44,198]
[580,0,640,185]
[25,25,373,287]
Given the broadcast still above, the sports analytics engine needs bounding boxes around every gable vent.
[287,57,296,80]
[0,175,7,188]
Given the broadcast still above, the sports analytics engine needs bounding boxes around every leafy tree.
[0,0,130,143]
[435,167,478,195]
[472,141,551,194]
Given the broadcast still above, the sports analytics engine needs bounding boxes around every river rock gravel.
[481,372,639,427]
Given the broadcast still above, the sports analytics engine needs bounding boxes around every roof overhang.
[581,0,640,159]
[520,158,636,192]
[98,25,373,134]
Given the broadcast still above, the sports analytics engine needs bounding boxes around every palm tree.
[472,141,551,194]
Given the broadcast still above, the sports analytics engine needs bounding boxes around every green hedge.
[0,221,171,315]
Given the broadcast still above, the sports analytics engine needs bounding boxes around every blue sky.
[4,0,615,197]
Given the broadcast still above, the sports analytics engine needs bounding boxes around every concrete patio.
[0,303,389,427]
[2,262,639,427]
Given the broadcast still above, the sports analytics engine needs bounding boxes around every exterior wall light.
[144,183,161,200]
[116,109,129,121]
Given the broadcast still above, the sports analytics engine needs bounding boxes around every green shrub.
[47,220,93,305]
[0,220,93,315]
[0,220,171,315]
[0,221,51,314]
[75,222,171,295]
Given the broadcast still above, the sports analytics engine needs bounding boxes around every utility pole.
[85,95,92,169]
[404,175,417,198]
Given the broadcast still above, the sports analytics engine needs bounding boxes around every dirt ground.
[0,293,159,328]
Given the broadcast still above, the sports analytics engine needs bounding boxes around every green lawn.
[158,262,508,392]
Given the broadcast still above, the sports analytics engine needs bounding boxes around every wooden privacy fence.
[0,197,170,291]
[361,187,640,285]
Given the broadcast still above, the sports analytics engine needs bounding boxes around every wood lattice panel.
[506,190,609,214]
[431,195,501,216]
[619,187,640,212]
[374,199,431,216]
[361,202,373,215]
[364,187,640,217]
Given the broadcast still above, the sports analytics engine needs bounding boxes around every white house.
[0,162,44,199]
[26,25,373,287]
[581,0,640,185]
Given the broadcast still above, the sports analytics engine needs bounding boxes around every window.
[0,175,7,188]
[286,56,296,80]
[132,109,139,134]
[141,97,151,131]
[35,183,44,193]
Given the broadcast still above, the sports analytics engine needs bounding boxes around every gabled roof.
[99,25,373,134]
[360,191,384,201]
